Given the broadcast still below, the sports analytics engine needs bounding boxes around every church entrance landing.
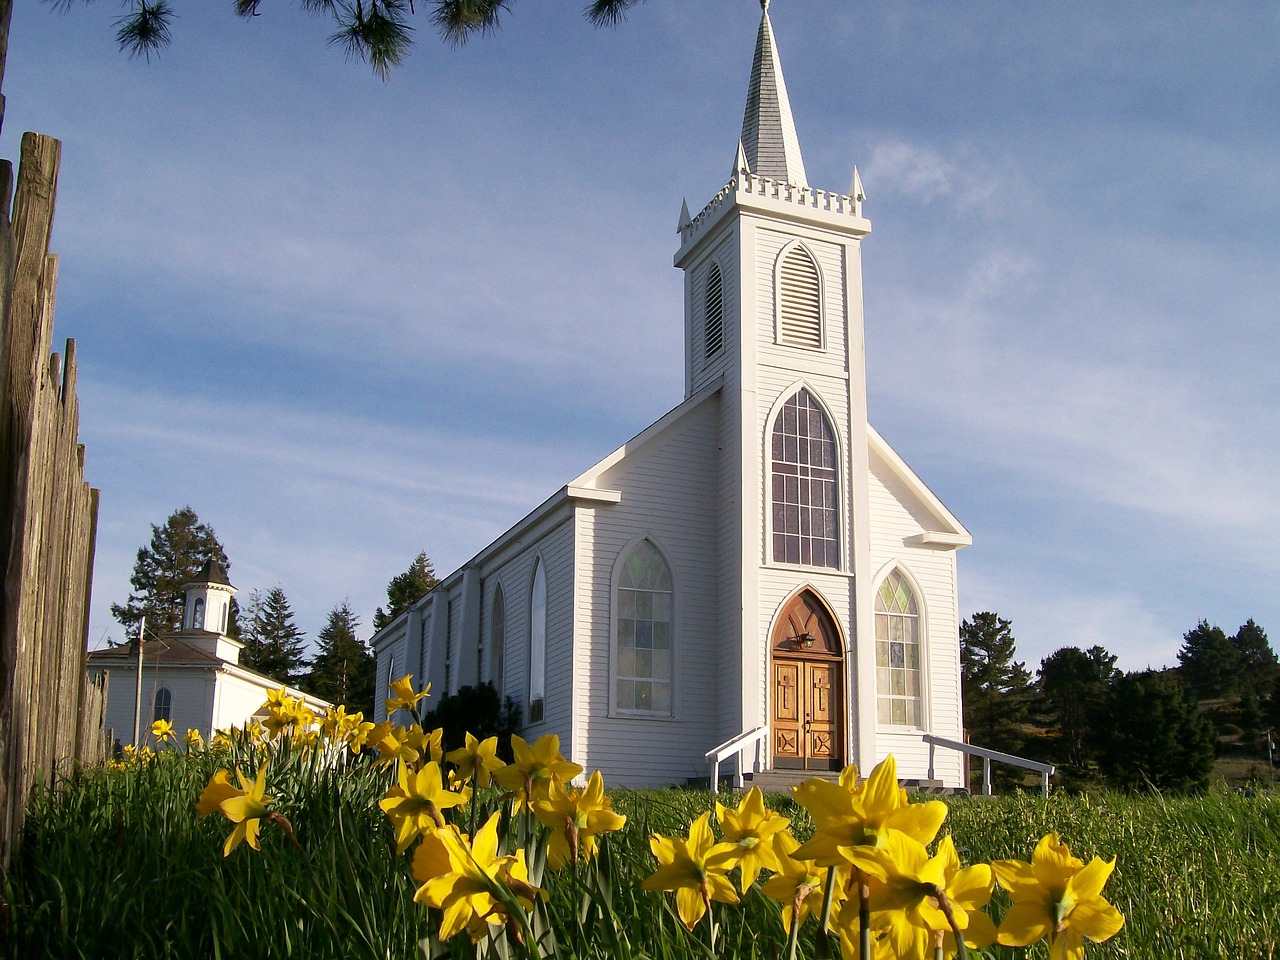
[770,590,844,770]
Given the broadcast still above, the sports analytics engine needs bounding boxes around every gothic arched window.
[152,687,172,723]
[528,560,546,723]
[771,388,839,568]
[489,586,506,694]
[875,570,922,727]
[192,598,205,631]
[615,539,674,715]
[777,245,822,348]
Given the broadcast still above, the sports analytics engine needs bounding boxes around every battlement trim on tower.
[677,172,869,261]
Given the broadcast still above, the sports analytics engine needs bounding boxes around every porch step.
[706,771,967,797]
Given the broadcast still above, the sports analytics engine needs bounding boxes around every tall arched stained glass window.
[875,570,921,727]
[615,539,673,715]
[771,388,839,568]
[489,586,505,694]
[528,561,546,723]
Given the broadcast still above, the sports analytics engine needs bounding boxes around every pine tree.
[960,612,1033,767]
[373,552,439,631]
[1231,620,1278,701]
[1096,669,1215,792]
[302,602,375,711]
[1037,645,1119,784]
[240,586,308,685]
[1177,620,1241,701]
[111,506,232,640]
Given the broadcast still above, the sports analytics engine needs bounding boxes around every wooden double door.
[771,591,844,770]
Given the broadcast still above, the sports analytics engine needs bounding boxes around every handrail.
[922,733,1055,798]
[704,725,769,795]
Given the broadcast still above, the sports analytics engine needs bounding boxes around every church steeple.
[739,0,808,187]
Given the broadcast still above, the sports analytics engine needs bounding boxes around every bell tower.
[673,0,880,768]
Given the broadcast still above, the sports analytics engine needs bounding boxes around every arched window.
[489,586,506,694]
[152,687,172,723]
[777,245,822,348]
[528,560,546,723]
[615,539,673,714]
[704,262,724,359]
[192,598,205,631]
[771,388,839,568]
[875,570,922,727]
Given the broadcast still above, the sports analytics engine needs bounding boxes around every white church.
[371,3,970,788]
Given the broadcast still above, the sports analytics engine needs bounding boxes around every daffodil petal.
[1070,898,1125,942]
[997,900,1053,947]
[675,887,705,930]
[1069,856,1116,903]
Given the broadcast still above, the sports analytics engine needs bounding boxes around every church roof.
[88,636,224,666]
[739,0,808,187]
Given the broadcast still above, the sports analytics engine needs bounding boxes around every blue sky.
[3,1,1276,672]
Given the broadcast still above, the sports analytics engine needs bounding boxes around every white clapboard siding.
[867,452,964,786]
[571,394,723,786]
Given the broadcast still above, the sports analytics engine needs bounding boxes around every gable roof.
[868,425,972,547]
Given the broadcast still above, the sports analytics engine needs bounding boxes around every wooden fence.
[0,131,104,868]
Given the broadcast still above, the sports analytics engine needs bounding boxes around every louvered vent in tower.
[778,247,822,348]
[705,263,724,359]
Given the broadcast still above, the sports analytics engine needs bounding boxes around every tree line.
[961,611,1280,793]
[111,506,439,712]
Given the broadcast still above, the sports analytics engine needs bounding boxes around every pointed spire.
[740,1,807,187]
[733,139,750,181]
[678,197,691,231]
[850,165,865,216]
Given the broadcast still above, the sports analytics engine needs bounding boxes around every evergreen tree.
[1177,620,1241,701]
[1096,669,1215,793]
[240,586,308,685]
[960,612,1033,766]
[1231,620,1278,701]
[302,602,375,711]
[373,552,439,631]
[111,506,232,640]
[1037,645,1119,784]
[62,1,647,79]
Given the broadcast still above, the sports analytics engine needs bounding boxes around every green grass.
[5,751,1278,959]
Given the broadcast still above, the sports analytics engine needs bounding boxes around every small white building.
[88,560,329,747]
[371,4,971,787]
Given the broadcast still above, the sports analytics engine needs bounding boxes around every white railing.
[704,725,770,795]
[922,734,1055,798]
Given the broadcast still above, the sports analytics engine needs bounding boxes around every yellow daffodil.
[322,705,377,754]
[151,718,175,742]
[183,728,204,749]
[791,755,947,881]
[867,833,996,960]
[493,734,584,808]
[641,811,741,930]
[412,813,537,942]
[716,786,791,891]
[373,723,421,769]
[993,834,1124,960]
[385,674,431,716]
[406,725,444,765]
[196,765,273,856]
[379,760,468,853]
[531,770,627,870]
[760,831,837,934]
[446,732,504,789]
[831,898,895,960]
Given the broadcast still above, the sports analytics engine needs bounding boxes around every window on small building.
[704,262,724,359]
[153,687,172,723]
[192,598,205,631]
[444,598,455,696]
[528,561,546,723]
[875,570,922,727]
[777,245,822,348]
[615,539,674,715]
[770,388,839,568]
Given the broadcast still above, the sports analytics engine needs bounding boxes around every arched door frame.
[768,586,847,770]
